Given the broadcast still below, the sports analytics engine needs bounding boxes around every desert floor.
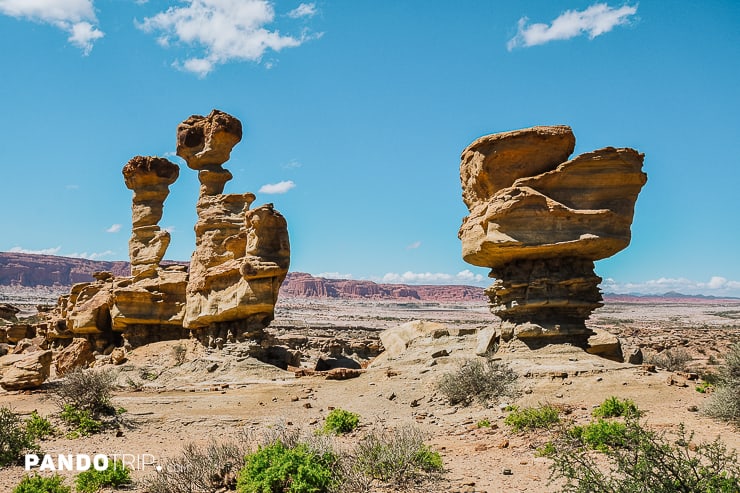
[1,296,739,492]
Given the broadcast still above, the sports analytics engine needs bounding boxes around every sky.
[0,1,739,297]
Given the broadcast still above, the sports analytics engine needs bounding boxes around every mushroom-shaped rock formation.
[123,156,179,277]
[178,111,290,337]
[459,125,647,349]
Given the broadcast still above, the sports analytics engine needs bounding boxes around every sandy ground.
[1,298,739,492]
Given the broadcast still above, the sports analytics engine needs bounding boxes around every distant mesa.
[459,125,647,354]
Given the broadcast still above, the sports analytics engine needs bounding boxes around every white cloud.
[0,0,104,54]
[316,272,353,280]
[9,246,62,255]
[66,184,80,190]
[406,241,422,250]
[287,2,316,19]
[259,180,295,194]
[163,225,176,233]
[601,276,740,298]
[66,250,115,260]
[137,0,317,76]
[282,159,302,169]
[106,223,122,233]
[507,3,637,51]
[381,270,486,285]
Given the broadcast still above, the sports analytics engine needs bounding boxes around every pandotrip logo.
[24,453,157,472]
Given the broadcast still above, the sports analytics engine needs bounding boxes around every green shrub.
[592,396,640,418]
[324,409,359,435]
[13,474,70,493]
[49,368,116,417]
[543,418,740,492]
[60,405,102,436]
[25,411,55,440]
[704,343,740,425]
[0,407,38,467]
[505,404,560,432]
[568,420,629,452]
[695,381,713,393]
[351,425,443,484]
[476,419,491,428]
[237,442,337,493]
[436,357,518,406]
[75,459,131,493]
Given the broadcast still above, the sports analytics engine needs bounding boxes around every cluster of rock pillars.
[2,112,647,387]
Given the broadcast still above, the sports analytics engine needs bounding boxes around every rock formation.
[177,110,290,335]
[123,156,179,277]
[458,125,647,350]
[42,109,289,356]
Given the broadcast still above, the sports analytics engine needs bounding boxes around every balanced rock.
[123,156,179,277]
[459,125,646,348]
[178,111,290,333]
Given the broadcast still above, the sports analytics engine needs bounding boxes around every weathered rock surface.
[178,110,290,333]
[123,156,180,277]
[0,349,52,390]
[459,125,647,349]
[35,109,289,366]
[55,338,95,376]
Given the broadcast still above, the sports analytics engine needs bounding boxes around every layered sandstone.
[459,125,647,348]
[40,109,289,359]
[123,156,179,277]
[177,110,290,333]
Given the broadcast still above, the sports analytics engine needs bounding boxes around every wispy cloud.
[287,3,316,19]
[136,0,319,77]
[381,270,486,285]
[9,246,62,255]
[0,0,104,54]
[259,180,295,194]
[65,184,80,190]
[507,3,637,51]
[406,241,422,250]
[602,276,740,298]
[9,245,116,260]
[66,250,116,260]
[106,223,122,233]
[316,272,353,280]
[282,159,303,169]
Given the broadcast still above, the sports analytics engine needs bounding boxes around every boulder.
[0,350,52,390]
[55,338,95,376]
[380,321,449,357]
[586,329,623,362]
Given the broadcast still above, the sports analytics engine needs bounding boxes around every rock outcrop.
[459,125,647,349]
[177,110,290,334]
[42,109,289,356]
[0,349,52,390]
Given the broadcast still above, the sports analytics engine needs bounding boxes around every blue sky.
[1,1,738,296]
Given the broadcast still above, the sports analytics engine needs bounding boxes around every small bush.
[592,396,640,418]
[13,474,70,493]
[543,418,740,492]
[60,405,102,436]
[237,442,337,493]
[75,459,131,493]
[25,411,55,440]
[645,348,692,371]
[437,357,518,406]
[704,342,740,425]
[568,420,629,452]
[144,438,252,493]
[0,407,38,467]
[49,367,116,417]
[350,425,443,485]
[696,381,713,393]
[505,404,560,432]
[476,419,491,428]
[324,409,359,435]
[172,343,187,365]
